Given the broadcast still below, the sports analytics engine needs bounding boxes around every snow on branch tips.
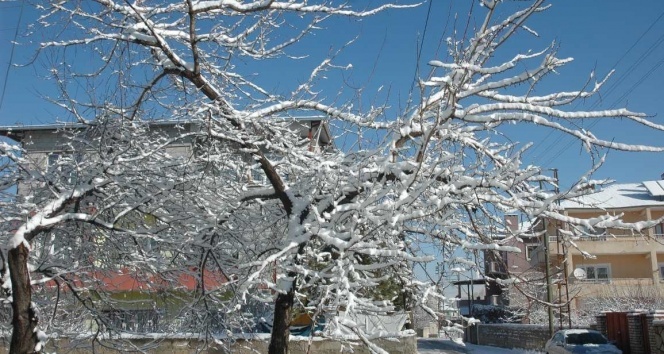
[5,1,664,354]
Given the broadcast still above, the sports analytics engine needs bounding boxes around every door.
[606,312,630,354]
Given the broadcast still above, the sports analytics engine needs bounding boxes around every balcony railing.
[566,277,655,285]
[575,278,611,284]
[548,233,664,243]
[530,233,664,268]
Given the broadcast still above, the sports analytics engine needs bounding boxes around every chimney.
[661,172,664,180]
[505,214,519,232]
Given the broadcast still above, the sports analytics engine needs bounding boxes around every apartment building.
[529,180,664,310]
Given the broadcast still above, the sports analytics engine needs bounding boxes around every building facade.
[0,117,331,334]
[529,181,664,312]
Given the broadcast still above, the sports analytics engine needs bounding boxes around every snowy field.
[418,338,544,354]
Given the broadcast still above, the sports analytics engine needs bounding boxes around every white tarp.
[325,312,408,339]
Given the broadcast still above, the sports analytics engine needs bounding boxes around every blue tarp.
[255,318,325,336]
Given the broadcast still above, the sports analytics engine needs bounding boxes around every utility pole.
[552,168,572,328]
[540,177,555,336]
[543,218,555,336]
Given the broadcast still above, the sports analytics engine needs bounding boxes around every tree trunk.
[9,243,39,354]
[268,290,294,354]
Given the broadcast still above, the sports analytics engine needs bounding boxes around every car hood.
[565,344,621,354]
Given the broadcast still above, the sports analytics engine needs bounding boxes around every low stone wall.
[0,335,417,354]
[465,324,550,351]
[653,320,664,353]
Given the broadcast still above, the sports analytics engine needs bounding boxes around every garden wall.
[465,323,550,350]
[0,335,417,354]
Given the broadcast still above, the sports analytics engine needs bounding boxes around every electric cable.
[533,8,664,168]
[0,0,25,111]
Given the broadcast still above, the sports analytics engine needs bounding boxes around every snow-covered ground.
[418,338,544,354]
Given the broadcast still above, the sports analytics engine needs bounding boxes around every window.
[578,264,611,282]
[523,237,539,261]
[525,245,538,261]
[531,219,545,233]
[47,153,61,170]
[47,152,82,184]
[566,332,607,345]
[553,332,564,344]
[251,168,264,184]
[47,152,81,170]
[655,224,664,238]
[247,165,268,185]
[659,263,664,281]
[103,309,160,333]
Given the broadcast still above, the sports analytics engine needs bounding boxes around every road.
[418,339,468,354]
[417,338,543,353]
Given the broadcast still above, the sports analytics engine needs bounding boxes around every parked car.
[544,329,621,354]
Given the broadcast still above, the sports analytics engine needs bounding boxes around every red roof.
[45,268,228,293]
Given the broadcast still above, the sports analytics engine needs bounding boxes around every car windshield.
[566,332,608,345]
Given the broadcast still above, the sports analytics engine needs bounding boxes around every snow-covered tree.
[6,0,664,354]
[0,118,226,352]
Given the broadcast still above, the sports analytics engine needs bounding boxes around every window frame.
[578,264,611,282]
[525,244,538,261]
[523,236,539,261]
[655,223,664,238]
[47,151,83,184]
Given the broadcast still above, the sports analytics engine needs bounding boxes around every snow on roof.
[0,119,198,131]
[0,120,192,141]
[561,182,664,210]
[643,180,664,197]
[0,116,331,144]
[0,116,327,134]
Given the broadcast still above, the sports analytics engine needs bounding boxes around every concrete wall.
[465,324,550,351]
[0,336,417,354]
[416,321,440,338]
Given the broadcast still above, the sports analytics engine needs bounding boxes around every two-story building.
[529,180,664,313]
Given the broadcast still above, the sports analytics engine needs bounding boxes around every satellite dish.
[573,268,587,280]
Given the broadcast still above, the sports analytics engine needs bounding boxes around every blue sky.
[1,0,664,188]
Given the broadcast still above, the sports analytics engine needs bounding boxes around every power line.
[0,0,24,112]
[410,0,434,95]
[533,8,664,168]
[612,55,664,106]
[527,9,664,161]
[540,41,664,168]
[591,33,664,109]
